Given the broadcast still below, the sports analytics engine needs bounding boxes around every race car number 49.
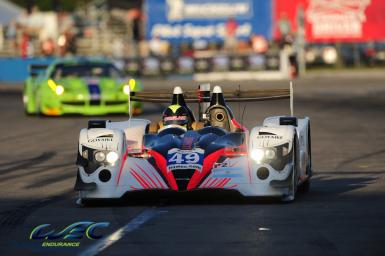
[167,149,204,171]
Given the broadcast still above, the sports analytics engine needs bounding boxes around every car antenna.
[198,83,210,122]
[290,81,294,116]
[126,83,132,125]
[237,84,241,121]
[241,105,246,129]
[237,84,247,129]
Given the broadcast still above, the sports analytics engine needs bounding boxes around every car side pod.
[269,165,294,188]
[74,170,96,191]
[249,124,298,201]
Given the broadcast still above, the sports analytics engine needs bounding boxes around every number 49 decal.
[169,152,200,164]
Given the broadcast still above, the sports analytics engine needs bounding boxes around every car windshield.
[51,63,123,79]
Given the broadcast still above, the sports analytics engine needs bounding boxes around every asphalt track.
[1,76,385,255]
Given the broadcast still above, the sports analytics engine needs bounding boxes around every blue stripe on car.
[88,84,100,100]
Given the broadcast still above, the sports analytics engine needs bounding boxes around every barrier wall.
[0,57,54,83]
[0,52,285,82]
[146,0,272,42]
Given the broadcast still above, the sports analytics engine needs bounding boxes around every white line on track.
[78,208,166,256]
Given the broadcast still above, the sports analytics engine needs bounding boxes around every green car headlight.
[55,85,64,95]
[48,79,64,95]
[123,85,130,95]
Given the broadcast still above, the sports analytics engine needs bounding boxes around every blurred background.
[1,3,385,255]
[0,0,384,82]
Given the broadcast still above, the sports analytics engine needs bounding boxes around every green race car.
[23,58,143,116]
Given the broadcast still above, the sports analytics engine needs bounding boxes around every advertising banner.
[274,0,385,42]
[145,0,272,42]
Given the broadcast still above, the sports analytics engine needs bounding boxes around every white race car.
[75,83,312,203]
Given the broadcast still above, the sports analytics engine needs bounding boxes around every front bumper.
[240,162,293,196]
[41,101,142,116]
[76,162,294,199]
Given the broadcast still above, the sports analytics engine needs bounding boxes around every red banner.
[274,0,385,42]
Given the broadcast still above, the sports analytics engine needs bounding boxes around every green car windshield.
[51,63,123,80]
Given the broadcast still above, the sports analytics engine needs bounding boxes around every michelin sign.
[145,0,272,42]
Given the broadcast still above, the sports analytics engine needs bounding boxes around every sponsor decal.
[88,137,113,143]
[213,162,230,168]
[164,115,187,121]
[306,0,371,39]
[256,135,283,139]
[166,0,253,21]
[275,0,385,42]
[29,221,109,247]
[146,0,272,42]
[167,148,204,171]
[212,161,242,178]
[151,23,252,40]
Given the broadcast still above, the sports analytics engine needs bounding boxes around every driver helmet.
[162,104,193,129]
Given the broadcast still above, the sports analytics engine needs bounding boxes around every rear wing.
[127,83,293,122]
[130,83,292,121]
[29,64,48,77]
[130,88,290,103]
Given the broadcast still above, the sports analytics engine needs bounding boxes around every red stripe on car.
[187,149,225,190]
[148,150,178,190]
[134,163,158,188]
[116,151,128,186]
[130,169,152,189]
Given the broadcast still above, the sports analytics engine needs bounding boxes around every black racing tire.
[298,179,310,193]
[282,134,299,202]
[80,199,94,207]
[80,198,105,207]
[306,124,312,177]
[78,192,121,207]
[299,124,312,194]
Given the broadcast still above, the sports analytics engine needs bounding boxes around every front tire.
[282,135,299,202]
[299,125,312,194]
[298,178,310,193]
[79,198,99,207]
[23,85,37,115]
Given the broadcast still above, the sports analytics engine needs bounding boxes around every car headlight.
[250,143,291,171]
[264,148,276,160]
[123,85,130,95]
[106,151,119,164]
[82,150,88,159]
[94,151,106,162]
[250,148,277,162]
[250,148,265,162]
[55,85,64,95]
